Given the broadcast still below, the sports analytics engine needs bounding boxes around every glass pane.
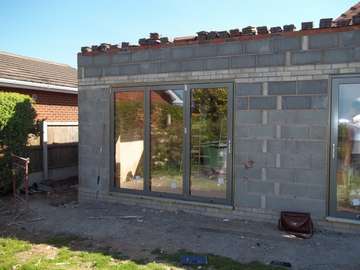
[190,87,228,198]
[336,83,360,214]
[114,91,144,190]
[150,89,184,194]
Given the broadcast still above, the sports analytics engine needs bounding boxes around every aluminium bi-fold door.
[330,76,360,220]
[112,83,233,205]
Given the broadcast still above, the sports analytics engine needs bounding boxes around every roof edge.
[0,77,78,94]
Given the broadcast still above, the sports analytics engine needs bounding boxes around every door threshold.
[326,216,360,225]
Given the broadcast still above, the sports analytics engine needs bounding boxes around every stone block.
[84,67,102,77]
[171,46,194,59]
[266,195,326,217]
[236,125,249,137]
[131,50,150,62]
[236,111,262,124]
[280,153,312,169]
[247,180,274,194]
[294,169,326,185]
[269,110,328,125]
[235,192,261,208]
[78,55,93,66]
[149,48,171,61]
[93,54,111,66]
[248,125,276,138]
[218,42,243,55]
[281,126,309,139]
[139,62,159,74]
[236,97,249,110]
[118,64,139,75]
[236,83,262,96]
[311,96,328,109]
[256,53,285,67]
[231,55,256,68]
[323,48,354,64]
[280,182,325,200]
[292,51,322,65]
[310,126,327,140]
[339,30,360,47]
[245,39,271,54]
[249,96,277,109]
[268,81,296,95]
[236,139,264,153]
[194,44,218,57]
[235,166,262,180]
[267,168,295,182]
[103,66,119,76]
[113,53,131,64]
[181,59,203,71]
[297,80,328,94]
[159,61,181,73]
[271,36,301,52]
[204,57,229,70]
[282,96,311,109]
[309,33,339,49]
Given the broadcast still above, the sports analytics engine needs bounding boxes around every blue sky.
[0,0,355,67]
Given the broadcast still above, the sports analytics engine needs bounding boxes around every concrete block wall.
[234,80,328,218]
[78,27,360,227]
[78,30,360,80]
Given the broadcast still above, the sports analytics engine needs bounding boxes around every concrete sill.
[326,216,360,225]
[108,191,234,211]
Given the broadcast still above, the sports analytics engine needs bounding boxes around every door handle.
[332,143,336,159]
[228,140,231,154]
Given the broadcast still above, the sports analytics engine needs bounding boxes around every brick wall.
[2,87,78,121]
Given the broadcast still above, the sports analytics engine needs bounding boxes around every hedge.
[0,92,37,194]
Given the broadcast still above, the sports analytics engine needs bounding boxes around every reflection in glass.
[336,84,360,214]
[150,90,184,194]
[190,88,228,198]
[114,91,144,190]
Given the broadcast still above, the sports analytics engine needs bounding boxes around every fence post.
[42,121,48,180]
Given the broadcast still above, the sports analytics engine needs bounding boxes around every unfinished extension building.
[78,15,360,231]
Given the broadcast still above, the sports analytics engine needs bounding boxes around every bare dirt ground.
[1,184,360,270]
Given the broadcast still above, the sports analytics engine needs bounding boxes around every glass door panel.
[190,87,229,198]
[333,82,360,217]
[114,91,144,190]
[150,89,184,194]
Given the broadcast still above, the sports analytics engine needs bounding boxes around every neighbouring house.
[0,51,78,181]
[77,8,360,231]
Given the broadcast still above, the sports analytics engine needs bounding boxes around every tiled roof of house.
[0,51,77,89]
[336,2,360,25]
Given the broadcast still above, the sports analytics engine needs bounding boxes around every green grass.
[0,237,282,270]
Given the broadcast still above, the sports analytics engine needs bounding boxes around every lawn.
[0,236,282,270]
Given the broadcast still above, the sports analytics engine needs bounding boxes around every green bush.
[0,92,37,195]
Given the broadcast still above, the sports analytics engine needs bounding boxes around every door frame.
[330,75,360,219]
[110,82,234,205]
